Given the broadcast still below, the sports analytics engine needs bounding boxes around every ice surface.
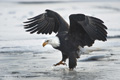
[0,1,120,80]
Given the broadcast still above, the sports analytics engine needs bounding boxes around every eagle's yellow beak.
[42,42,48,47]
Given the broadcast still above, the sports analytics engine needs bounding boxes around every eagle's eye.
[46,40,49,42]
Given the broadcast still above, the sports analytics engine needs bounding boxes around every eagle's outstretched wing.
[69,14,107,47]
[24,9,69,34]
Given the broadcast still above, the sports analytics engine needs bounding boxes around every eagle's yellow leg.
[54,61,66,66]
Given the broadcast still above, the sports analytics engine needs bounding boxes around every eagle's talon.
[62,63,67,66]
[53,61,66,66]
[53,64,58,66]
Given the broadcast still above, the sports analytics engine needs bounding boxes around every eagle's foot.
[54,61,66,66]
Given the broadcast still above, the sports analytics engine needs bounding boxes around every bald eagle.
[24,9,107,70]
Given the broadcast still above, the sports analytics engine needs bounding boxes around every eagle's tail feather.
[69,53,77,70]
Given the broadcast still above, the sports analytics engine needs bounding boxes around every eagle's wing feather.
[69,14,107,47]
[24,9,69,34]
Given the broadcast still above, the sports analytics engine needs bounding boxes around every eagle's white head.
[42,36,60,48]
